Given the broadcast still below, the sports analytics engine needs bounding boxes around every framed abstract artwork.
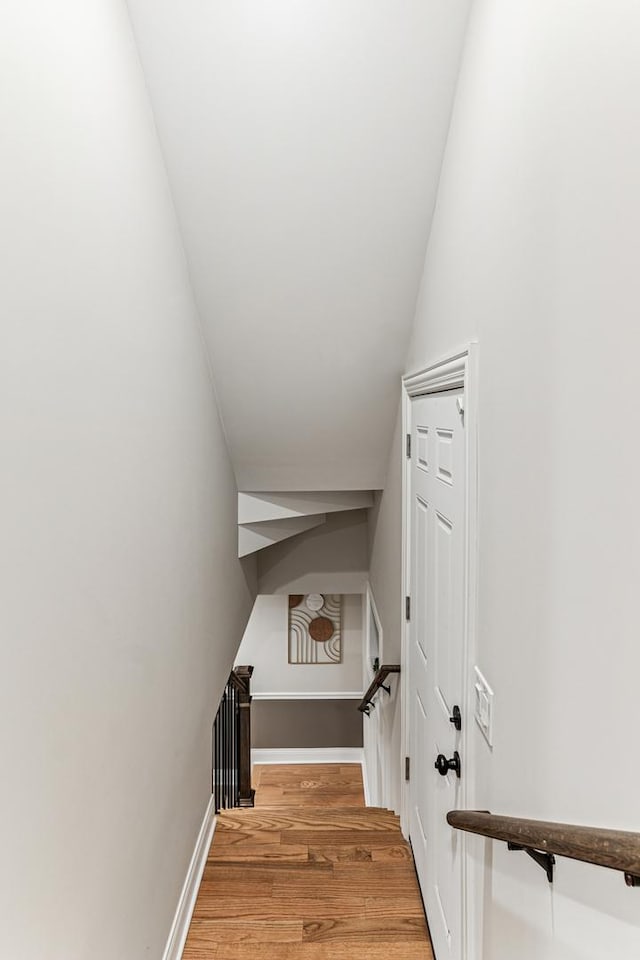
[288,594,342,664]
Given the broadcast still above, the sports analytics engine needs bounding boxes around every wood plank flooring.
[182,764,433,960]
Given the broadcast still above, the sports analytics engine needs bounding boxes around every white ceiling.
[126,0,471,490]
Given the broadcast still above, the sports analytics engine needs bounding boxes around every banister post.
[233,665,255,808]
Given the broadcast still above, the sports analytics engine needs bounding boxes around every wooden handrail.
[229,664,253,695]
[447,810,640,886]
[358,664,400,714]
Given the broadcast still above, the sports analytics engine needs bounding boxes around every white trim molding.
[162,795,216,960]
[252,747,364,765]
[251,691,364,701]
[364,581,384,675]
[403,349,468,397]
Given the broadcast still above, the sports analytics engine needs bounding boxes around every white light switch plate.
[474,667,494,747]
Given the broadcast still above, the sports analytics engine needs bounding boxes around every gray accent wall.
[253,700,363,749]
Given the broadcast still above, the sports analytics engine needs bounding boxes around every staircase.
[182,765,433,959]
[237,490,374,557]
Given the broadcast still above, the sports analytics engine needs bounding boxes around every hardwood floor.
[182,764,433,959]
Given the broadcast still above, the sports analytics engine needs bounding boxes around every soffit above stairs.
[126,0,472,492]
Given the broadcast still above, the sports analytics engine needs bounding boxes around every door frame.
[400,344,479,960]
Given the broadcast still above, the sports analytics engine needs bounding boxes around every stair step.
[238,490,374,524]
[238,513,326,558]
[218,809,401,834]
[202,946,432,960]
[219,806,395,812]
[236,490,374,556]
[183,765,431,960]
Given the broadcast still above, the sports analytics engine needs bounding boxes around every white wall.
[258,509,369,595]
[403,1,640,956]
[236,594,363,696]
[361,583,402,814]
[0,4,256,958]
[363,682,402,813]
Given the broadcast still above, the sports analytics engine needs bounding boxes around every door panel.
[409,390,465,960]
[416,496,429,662]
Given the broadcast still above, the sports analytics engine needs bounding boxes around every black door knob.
[434,751,461,778]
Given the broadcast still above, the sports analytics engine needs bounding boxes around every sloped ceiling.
[126,0,471,490]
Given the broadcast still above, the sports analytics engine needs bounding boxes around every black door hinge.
[405,756,410,781]
[405,596,411,621]
[406,433,411,458]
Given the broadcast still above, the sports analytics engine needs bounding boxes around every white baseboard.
[252,747,364,765]
[252,691,363,700]
[162,794,216,960]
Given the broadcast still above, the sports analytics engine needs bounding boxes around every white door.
[409,389,465,960]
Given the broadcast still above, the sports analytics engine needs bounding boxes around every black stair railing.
[212,665,255,812]
[358,664,401,715]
